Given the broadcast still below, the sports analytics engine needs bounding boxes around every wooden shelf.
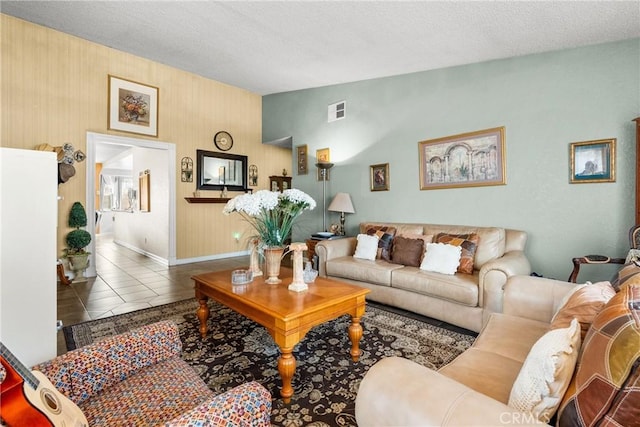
[184,197,231,204]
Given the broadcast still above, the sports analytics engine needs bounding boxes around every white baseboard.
[113,239,169,266]
[174,250,250,265]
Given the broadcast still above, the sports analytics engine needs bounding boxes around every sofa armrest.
[356,357,544,426]
[166,381,272,427]
[316,237,357,277]
[503,275,577,324]
[34,320,182,404]
[479,250,532,318]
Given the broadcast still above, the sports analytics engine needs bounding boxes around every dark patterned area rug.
[64,299,476,426]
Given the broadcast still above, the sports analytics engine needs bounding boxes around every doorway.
[85,132,177,277]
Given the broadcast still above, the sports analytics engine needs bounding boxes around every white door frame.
[85,132,177,276]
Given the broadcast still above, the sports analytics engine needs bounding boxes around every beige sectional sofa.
[315,222,531,332]
[355,267,640,426]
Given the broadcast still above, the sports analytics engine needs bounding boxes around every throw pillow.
[550,281,616,340]
[398,233,434,262]
[557,281,640,427]
[508,318,581,424]
[435,233,479,274]
[419,243,462,275]
[353,234,379,261]
[391,236,424,267]
[610,261,640,291]
[364,225,396,261]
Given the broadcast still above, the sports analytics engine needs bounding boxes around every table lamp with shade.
[328,192,355,236]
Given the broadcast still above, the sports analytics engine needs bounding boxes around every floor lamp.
[315,162,334,232]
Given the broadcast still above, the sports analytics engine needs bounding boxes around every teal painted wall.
[263,39,640,281]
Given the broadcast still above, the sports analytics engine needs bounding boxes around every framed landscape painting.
[108,75,158,137]
[569,138,616,184]
[419,126,506,190]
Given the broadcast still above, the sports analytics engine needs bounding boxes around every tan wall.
[1,14,292,260]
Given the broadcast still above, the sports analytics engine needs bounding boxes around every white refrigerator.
[1,147,58,367]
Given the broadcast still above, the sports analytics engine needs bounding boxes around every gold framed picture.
[297,144,308,175]
[569,138,616,184]
[370,163,389,191]
[419,126,506,190]
[108,75,159,137]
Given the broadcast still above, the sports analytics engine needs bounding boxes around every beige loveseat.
[355,269,640,426]
[316,222,531,332]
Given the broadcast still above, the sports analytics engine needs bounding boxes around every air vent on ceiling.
[328,101,346,123]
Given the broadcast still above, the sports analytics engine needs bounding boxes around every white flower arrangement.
[223,189,316,247]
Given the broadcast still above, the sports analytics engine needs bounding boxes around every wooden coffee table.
[192,267,370,402]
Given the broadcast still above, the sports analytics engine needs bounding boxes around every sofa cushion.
[353,233,379,260]
[420,243,462,275]
[435,233,479,274]
[363,224,397,261]
[550,281,615,340]
[392,266,478,306]
[557,279,640,427]
[439,314,549,404]
[79,356,213,426]
[508,318,581,423]
[326,256,403,286]
[391,236,424,267]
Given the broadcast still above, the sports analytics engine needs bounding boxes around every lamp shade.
[328,193,355,214]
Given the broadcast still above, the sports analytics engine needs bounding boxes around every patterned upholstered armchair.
[31,320,271,426]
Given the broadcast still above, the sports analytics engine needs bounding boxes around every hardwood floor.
[56,235,250,354]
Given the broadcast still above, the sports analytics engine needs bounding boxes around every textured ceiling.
[2,1,639,95]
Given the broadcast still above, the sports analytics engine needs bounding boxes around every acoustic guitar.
[0,343,88,427]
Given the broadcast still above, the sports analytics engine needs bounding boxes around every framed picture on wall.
[316,147,331,181]
[419,126,506,190]
[569,138,616,184]
[108,75,159,137]
[297,144,308,175]
[370,163,390,191]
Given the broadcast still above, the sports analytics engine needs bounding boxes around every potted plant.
[64,201,92,282]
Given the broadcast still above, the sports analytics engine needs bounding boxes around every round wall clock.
[214,131,233,151]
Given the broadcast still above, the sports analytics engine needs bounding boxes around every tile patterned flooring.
[56,235,250,354]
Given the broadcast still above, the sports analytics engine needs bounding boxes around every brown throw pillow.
[364,225,396,261]
[610,261,640,292]
[435,233,479,274]
[391,236,424,267]
[550,281,616,340]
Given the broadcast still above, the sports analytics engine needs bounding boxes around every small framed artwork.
[370,163,390,191]
[419,126,506,190]
[108,75,159,137]
[316,147,331,180]
[569,138,616,184]
[297,145,308,175]
[316,147,330,162]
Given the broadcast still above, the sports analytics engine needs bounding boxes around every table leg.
[348,316,363,361]
[197,296,210,339]
[277,346,296,403]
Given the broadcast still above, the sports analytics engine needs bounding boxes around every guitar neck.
[0,342,40,390]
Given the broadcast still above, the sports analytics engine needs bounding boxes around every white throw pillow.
[353,234,379,261]
[508,318,581,423]
[419,243,461,275]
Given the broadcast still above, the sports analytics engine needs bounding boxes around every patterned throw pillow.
[610,261,640,291]
[391,236,424,267]
[364,225,397,261]
[557,280,640,427]
[435,233,479,274]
